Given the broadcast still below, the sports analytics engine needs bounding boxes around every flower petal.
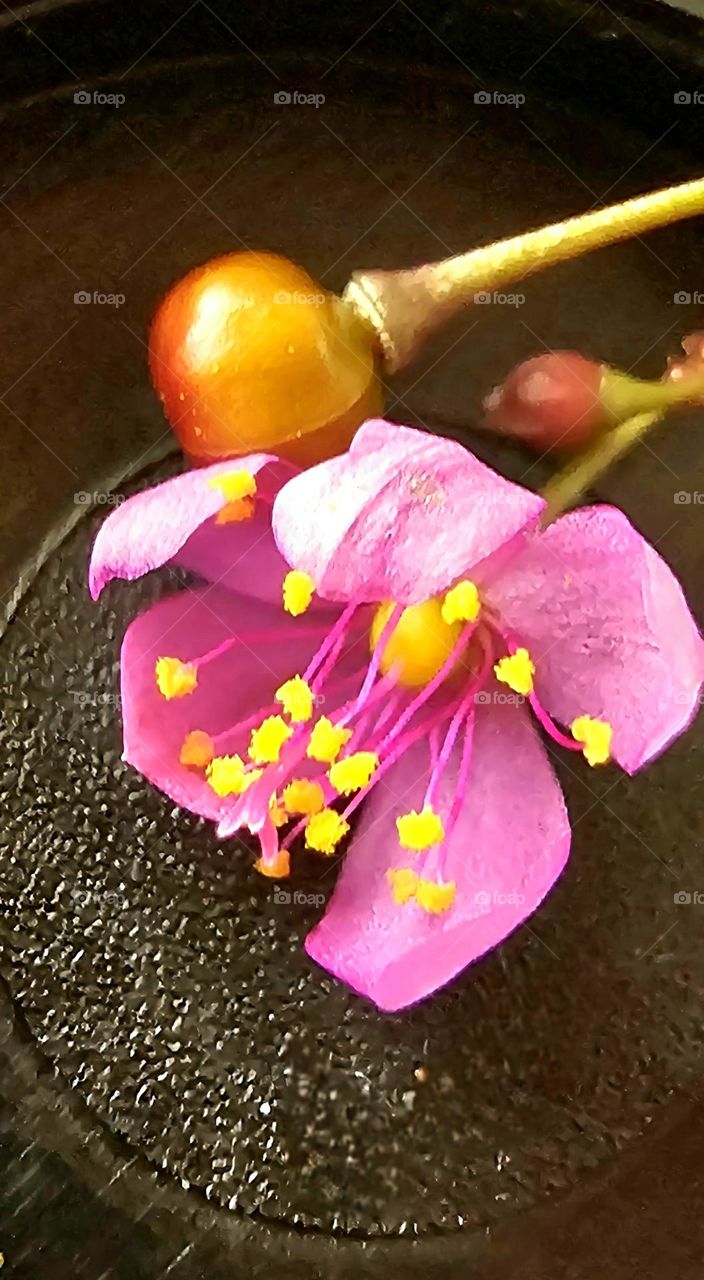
[89,456,297,601]
[486,505,704,773]
[305,698,570,1010]
[120,585,335,825]
[273,419,545,604]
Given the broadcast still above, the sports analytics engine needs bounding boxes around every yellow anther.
[415,877,456,915]
[155,656,197,699]
[249,715,293,764]
[571,715,613,766]
[396,806,445,851]
[275,675,314,722]
[306,716,352,764]
[269,796,288,827]
[387,867,419,904]
[305,808,350,854]
[441,580,480,626]
[494,647,535,696]
[328,751,378,796]
[207,754,263,796]
[283,569,315,616]
[215,496,256,524]
[370,598,462,688]
[208,469,257,501]
[282,778,325,816]
[179,730,214,768]
[255,849,290,879]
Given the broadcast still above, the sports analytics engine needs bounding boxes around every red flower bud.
[483,351,604,450]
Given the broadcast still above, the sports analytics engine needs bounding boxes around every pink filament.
[375,622,477,758]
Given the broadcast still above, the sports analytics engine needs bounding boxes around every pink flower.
[89,421,704,1011]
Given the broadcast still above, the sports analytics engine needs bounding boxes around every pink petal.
[486,505,704,773]
[305,698,570,1011]
[89,456,297,601]
[273,419,545,604]
[120,585,335,825]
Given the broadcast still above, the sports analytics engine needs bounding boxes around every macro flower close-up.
[89,419,704,1011]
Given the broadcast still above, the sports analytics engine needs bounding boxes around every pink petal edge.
[306,697,571,1011]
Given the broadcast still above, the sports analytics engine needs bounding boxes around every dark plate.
[1,2,704,1277]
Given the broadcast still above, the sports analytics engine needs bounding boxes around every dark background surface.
[1,1,704,1277]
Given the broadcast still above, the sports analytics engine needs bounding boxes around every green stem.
[540,409,663,527]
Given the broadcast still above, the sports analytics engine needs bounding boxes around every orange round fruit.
[148,251,382,465]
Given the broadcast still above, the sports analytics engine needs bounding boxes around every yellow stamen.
[328,751,378,796]
[155,656,197,699]
[494,647,535,696]
[305,808,350,854]
[283,569,315,616]
[249,715,293,764]
[179,730,214,768]
[282,778,325,816]
[208,469,257,501]
[387,868,456,913]
[396,806,445,851]
[571,714,613,766]
[269,796,288,827]
[206,755,263,796]
[370,598,462,688]
[306,716,352,764]
[387,867,419,904]
[415,877,456,915]
[255,849,290,879]
[441,579,480,626]
[215,496,256,524]
[275,675,314,722]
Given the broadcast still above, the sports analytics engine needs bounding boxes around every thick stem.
[344,176,704,374]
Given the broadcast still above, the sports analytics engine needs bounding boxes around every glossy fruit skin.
[483,351,603,450]
[149,251,383,465]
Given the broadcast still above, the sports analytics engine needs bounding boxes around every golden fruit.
[148,251,382,465]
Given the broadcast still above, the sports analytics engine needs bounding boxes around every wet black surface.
[2,0,704,1276]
